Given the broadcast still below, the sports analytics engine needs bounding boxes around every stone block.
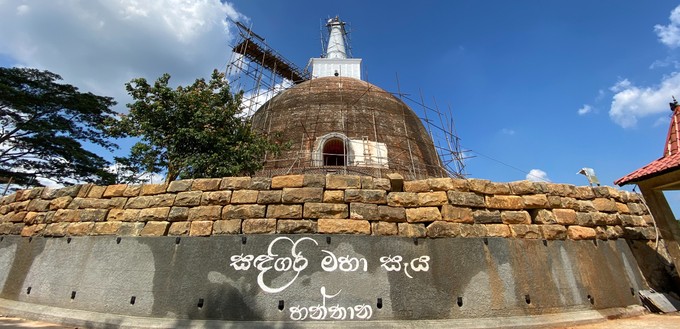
[627,203,646,216]
[92,222,122,235]
[118,222,144,236]
[168,222,190,235]
[148,194,175,208]
[373,178,391,191]
[40,188,60,200]
[213,219,241,234]
[175,191,203,207]
[620,214,646,227]
[441,205,473,223]
[404,180,429,192]
[567,226,596,240]
[371,222,398,236]
[428,178,458,191]
[80,209,109,222]
[345,189,387,204]
[27,199,50,212]
[486,195,524,210]
[221,177,252,190]
[595,226,608,240]
[360,176,374,189]
[107,209,140,222]
[326,175,361,190]
[547,195,562,208]
[124,196,151,209]
[508,180,543,194]
[223,205,266,219]
[541,225,567,240]
[249,177,272,190]
[140,221,170,236]
[8,211,27,223]
[303,203,348,219]
[575,200,596,212]
[191,178,222,191]
[123,185,141,197]
[50,196,73,210]
[21,224,46,237]
[606,226,625,239]
[427,221,461,238]
[188,206,222,221]
[54,185,81,198]
[190,221,213,236]
[277,219,317,234]
[257,190,282,204]
[349,203,378,220]
[201,191,232,206]
[267,204,303,218]
[592,198,617,212]
[574,186,595,200]
[67,222,94,236]
[318,218,370,234]
[242,218,277,234]
[592,212,611,226]
[553,209,577,225]
[510,224,541,239]
[140,184,167,196]
[531,209,556,224]
[624,227,657,240]
[23,212,45,225]
[230,190,259,204]
[387,192,419,207]
[521,194,549,209]
[501,211,531,224]
[378,206,406,222]
[417,191,448,206]
[469,179,511,195]
[485,224,511,237]
[615,202,630,214]
[271,175,304,189]
[303,175,326,188]
[44,223,68,237]
[386,173,404,192]
[547,183,578,197]
[54,209,79,222]
[282,188,323,203]
[447,191,485,208]
[13,200,30,212]
[473,210,501,224]
[459,224,487,237]
[405,207,441,223]
[576,212,595,226]
[323,190,345,203]
[138,207,170,222]
[167,179,193,192]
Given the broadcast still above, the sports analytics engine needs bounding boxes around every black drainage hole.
[630,287,635,296]
[593,239,598,246]
[70,291,76,300]
[457,296,463,307]
[278,300,284,311]
[175,237,181,245]
[28,237,32,243]
[377,298,383,309]
[413,238,419,245]
[326,236,331,244]
[197,298,204,309]
[67,237,72,244]
[26,287,31,295]
[241,236,247,245]
[0,236,4,242]
[542,240,548,247]
[130,296,136,305]
[116,237,122,244]
[483,238,489,245]
[525,294,531,304]
[587,295,594,305]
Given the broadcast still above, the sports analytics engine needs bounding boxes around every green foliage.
[108,70,283,183]
[0,67,117,186]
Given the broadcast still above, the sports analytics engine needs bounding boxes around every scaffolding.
[225,20,468,180]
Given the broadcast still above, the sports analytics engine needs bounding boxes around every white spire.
[309,16,362,80]
[326,17,347,59]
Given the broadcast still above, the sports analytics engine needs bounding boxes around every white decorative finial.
[326,17,347,59]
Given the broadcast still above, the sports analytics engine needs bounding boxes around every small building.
[615,99,680,279]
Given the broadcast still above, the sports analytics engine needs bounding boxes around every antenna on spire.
[670,96,678,111]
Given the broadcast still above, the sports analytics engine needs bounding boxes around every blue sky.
[0,1,678,214]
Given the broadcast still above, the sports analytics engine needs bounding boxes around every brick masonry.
[0,175,655,240]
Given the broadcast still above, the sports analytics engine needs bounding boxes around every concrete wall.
[0,175,668,325]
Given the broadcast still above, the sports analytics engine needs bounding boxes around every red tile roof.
[616,102,680,186]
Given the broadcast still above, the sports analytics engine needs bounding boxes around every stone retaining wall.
[0,175,654,241]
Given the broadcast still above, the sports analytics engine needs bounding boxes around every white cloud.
[608,73,680,128]
[500,128,515,136]
[655,5,680,48]
[526,169,550,182]
[0,0,245,112]
[577,104,592,115]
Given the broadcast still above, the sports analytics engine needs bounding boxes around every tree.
[108,70,283,184]
[0,67,118,186]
